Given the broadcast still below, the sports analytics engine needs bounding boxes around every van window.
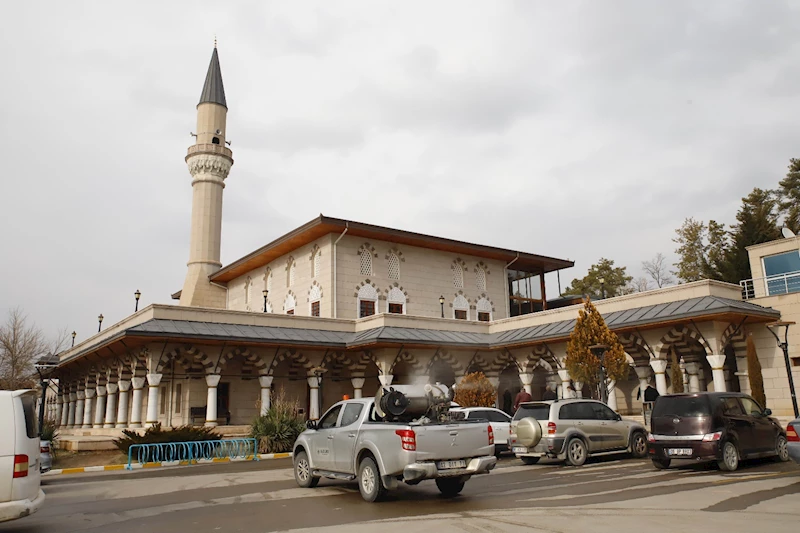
[652,396,710,418]
[20,394,38,438]
[513,404,550,422]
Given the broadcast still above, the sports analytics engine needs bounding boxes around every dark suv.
[648,392,790,471]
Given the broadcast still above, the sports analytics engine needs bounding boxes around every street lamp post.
[599,278,606,299]
[263,289,269,313]
[71,331,76,347]
[134,290,141,312]
[98,314,104,333]
[439,296,445,318]
[589,344,609,404]
[766,321,798,418]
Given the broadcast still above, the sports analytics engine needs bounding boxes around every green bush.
[40,417,59,458]
[251,390,306,454]
[113,423,220,454]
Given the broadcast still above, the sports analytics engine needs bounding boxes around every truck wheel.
[630,431,648,459]
[435,478,465,497]
[294,451,319,488]
[718,441,739,472]
[565,438,587,466]
[521,456,540,465]
[358,456,386,502]
[652,458,670,470]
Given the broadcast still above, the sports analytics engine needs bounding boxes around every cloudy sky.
[1,1,798,343]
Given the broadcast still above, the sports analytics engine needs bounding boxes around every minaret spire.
[199,46,227,108]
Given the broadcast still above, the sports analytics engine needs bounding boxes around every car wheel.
[775,434,790,462]
[293,451,319,488]
[718,441,739,472]
[652,458,671,470]
[630,431,648,459]
[565,438,587,467]
[435,478,465,497]
[358,456,386,503]
[521,456,540,465]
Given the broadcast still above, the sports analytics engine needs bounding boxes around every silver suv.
[509,400,648,466]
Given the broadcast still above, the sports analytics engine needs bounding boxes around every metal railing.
[125,438,258,470]
[740,270,800,300]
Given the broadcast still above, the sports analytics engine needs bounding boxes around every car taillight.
[395,429,416,451]
[787,424,799,443]
[647,433,656,443]
[702,431,723,442]
[547,422,556,436]
[40,445,50,454]
[13,455,29,478]
[488,424,494,445]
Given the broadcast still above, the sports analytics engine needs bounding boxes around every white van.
[0,390,45,523]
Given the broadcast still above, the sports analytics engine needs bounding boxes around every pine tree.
[746,333,767,408]
[453,372,497,408]
[777,158,800,234]
[725,188,781,283]
[672,218,709,282]
[565,298,629,401]
[562,258,633,298]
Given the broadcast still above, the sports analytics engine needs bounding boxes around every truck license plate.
[437,460,466,470]
[667,448,692,456]
[512,447,528,454]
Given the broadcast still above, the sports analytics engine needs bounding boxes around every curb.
[43,452,293,476]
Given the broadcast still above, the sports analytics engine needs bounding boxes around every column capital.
[106,383,118,395]
[684,362,701,375]
[205,374,221,388]
[69,392,77,401]
[634,365,652,380]
[557,369,571,383]
[147,373,163,387]
[379,374,394,387]
[307,376,320,388]
[131,377,146,390]
[650,359,668,374]
[518,372,533,386]
[487,376,500,388]
[258,375,273,388]
[84,389,96,399]
[118,379,131,392]
[351,377,365,389]
[706,354,726,370]
[96,386,107,397]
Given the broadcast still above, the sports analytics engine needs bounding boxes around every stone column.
[650,359,669,396]
[518,373,533,395]
[378,374,394,388]
[67,392,77,427]
[573,382,584,399]
[685,362,701,393]
[93,386,107,428]
[59,393,69,427]
[558,369,572,399]
[104,383,118,428]
[351,376,365,399]
[116,380,131,428]
[74,390,85,429]
[634,365,651,399]
[706,355,727,392]
[307,376,321,420]
[205,374,221,427]
[56,395,64,426]
[607,380,618,411]
[82,388,95,429]
[129,377,146,428]
[258,375,273,415]
[145,373,163,428]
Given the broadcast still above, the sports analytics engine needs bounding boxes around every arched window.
[212,137,220,145]
[284,293,296,315]
[452,262,464,289]
[287,257,296,288]
[313,249,321,278]
[476,297,492,322]
[388,252,400,280]
[265,269,272,293]
[357,284,378,318]
[244,276,252,305]
[359,245,373,276]
[453,294,469,320]
[309,284,322,317]
[476,266,486,291]
[387,287,406,314]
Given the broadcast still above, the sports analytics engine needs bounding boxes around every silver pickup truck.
[292,385,497,502]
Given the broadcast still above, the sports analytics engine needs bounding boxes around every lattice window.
[388,252,400,280]
[309,284,322,316]
[387,287,406,314]
[476,267,486,291]
[453,294,469,320]
[357,284,378,317]
[289,262,296,287]
[452,262,464,288]
[244,277,252,304]
[476,297,492,321]
[313,250,321,278]
[360,249,372,276]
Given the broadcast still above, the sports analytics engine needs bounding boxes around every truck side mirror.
[306,420,317,430]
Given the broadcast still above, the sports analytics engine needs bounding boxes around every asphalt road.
[4,454,799,533]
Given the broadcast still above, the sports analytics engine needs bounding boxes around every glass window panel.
[319,405,342,429]
[341,403,364,427]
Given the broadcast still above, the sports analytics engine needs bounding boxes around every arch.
[657,325,712,360]
[389,351,425,377]
[212,136,220,145]
[451,260,465,289]
[286,256,296,287]
[465,352,491,375]
[267,349,314,377]
[618,332,654,365]
[244,276,252,308]
[355,281,379,317]
[720,323,748,359]
[387,286,406,314]
[475,264,487,291]
[284,291,297,314]
[426,349,466,377]
[452,293,469,320]
[309,245,322,278]
[388,251,401,280]
[264,267,273,293]
[308,281,322,316]
[488,351,522,374]
[475,295,493,321]
[523,344,559,372]
[358,243,375,276]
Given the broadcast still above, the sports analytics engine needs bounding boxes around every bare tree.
[631,277,651,293]
[0,308,67,390]
[642,253,675,288]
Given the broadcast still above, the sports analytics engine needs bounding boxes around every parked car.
[450,407,512,456]
[39,441,52,474]
[0,390,45,524]
[787,419,800,464]
[509,399,648,466]
[293,387,496,502]
[647,392,789,471]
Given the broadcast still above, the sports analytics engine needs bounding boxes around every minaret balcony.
[186,143,233,161]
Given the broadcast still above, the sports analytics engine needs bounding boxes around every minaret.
[180,45,233,308]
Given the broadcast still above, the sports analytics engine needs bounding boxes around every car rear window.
[652,396,710,418]
[20,394,38,439]
[513,404,550,421]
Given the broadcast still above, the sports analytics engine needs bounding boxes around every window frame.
[319,405,343,429]
[311,300,321,317]
[175,383,182,414]
[340,403,364,427]
[359,299,376,318]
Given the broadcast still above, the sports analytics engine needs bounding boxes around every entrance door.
[218,383,230,424]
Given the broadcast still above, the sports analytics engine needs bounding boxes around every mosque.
[46,46,800,436]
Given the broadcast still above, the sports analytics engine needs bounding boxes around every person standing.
[513,388,532,411]
[542,384,558,401]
